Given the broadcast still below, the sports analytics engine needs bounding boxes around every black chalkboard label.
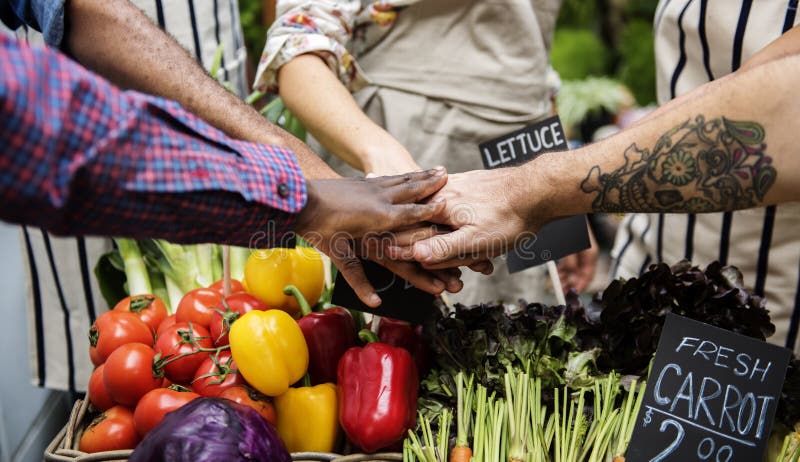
[626,313,791,462]
[478,116,590,272]
[331,258,435,325]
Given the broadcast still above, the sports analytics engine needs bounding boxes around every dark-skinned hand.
[294,168,459,306]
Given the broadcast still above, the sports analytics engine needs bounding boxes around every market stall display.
[51,247,800,461]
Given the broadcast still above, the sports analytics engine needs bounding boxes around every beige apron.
[316,0,563,305]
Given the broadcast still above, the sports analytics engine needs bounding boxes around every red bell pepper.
[372,317,431,376]
[285,285,356,384]
[337,330,418,452]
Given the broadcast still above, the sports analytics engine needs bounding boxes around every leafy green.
[419,301,594,421]
[93,251,127,308]
[778,358,800,429]
[556,77,635,138]
[576,260,775,376]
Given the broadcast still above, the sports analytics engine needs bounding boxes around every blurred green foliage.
[239,0,266,63]
[623,0,661,17]
[550,28,610,80]
[617,19,656,106]
[551,0,659,106]
[558,0,599,28]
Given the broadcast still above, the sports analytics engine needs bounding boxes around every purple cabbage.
[130,398,290,462]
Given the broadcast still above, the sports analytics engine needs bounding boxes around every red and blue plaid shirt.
[0,33,306,247]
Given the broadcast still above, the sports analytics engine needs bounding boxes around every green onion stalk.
[474,390,508,462]
[451,372,475,461]
[113,238,151,296]
[505,368,531,462]
[437,409,452,462]
[609,379,647,461]
[490,396,508,462]
[553,386,588,462]
[472,385,488,462]
[579,374,620,461]
[403,439,415,462]
[776,430,800,462]
[527,376,551,461]
[405,410,451,462]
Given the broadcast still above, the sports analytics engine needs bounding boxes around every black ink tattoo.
[580,116,777,213]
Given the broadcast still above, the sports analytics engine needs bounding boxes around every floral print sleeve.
[254,0,418,93]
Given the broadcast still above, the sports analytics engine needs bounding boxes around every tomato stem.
[88,327,99,347]
[129,295,155,313]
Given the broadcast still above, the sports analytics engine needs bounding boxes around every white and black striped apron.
[611,0,800,352]
[20,0,248,393]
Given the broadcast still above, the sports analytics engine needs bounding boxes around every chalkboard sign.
[478,116,590,272]
[331,258,435,324]
[626,313,791,462]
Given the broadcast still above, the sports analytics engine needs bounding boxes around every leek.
[147,267,169,311]
[229,245,250,282]
[210,244,223,282]
[113,238,151,296]
[194,244,215,287]
[139,239,203,308]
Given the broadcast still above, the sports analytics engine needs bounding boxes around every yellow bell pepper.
[229,310,308,396]
[244,247,324,318]
[274,383,340,453]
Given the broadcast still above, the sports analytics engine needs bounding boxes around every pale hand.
[388,168,536,269]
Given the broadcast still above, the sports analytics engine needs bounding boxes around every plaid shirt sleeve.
[0,34,307,247]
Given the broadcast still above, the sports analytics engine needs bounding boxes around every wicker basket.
[44,396,131,462]
[44,397,402,462]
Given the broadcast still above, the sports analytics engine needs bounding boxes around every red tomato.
[103,343,162,406]
[78,405,139,453]
[90,311,153,364]
[219,386,276,425]
[156,314,177,338]
[191,351,243,397]
[133,388,200,436]
[209,293,269,346]
[89,345,103,367]
[209,279,245,296]
[113,294,168,332]
[154,322,213,384]
[88,365,115,411]
[175,288,223,328]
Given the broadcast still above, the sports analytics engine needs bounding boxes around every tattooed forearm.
[580,116,777,213]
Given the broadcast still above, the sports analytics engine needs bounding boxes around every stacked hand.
[293,161,593,306]
[386,168,540,269]
[294,168,463,307]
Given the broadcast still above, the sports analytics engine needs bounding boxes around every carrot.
[449,445,472,462]
[613,457,626,462]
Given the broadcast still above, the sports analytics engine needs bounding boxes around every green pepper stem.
[358,329,379,344]
[300,373,311,388]
[349,309,366,332]
[284,284,312,317]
